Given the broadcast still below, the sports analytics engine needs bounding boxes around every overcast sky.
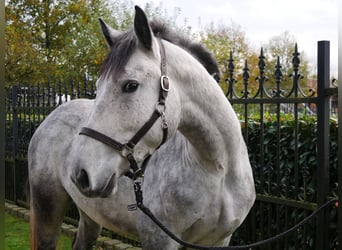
[132,0,338,76]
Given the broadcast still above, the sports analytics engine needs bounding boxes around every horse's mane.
[100,21,221,82]
[150,21,221,82]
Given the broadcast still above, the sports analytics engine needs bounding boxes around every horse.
[28,6,255,250]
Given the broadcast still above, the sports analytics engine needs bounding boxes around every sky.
[132,0,338,77]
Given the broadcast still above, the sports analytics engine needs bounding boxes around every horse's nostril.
[77,169,90,190]
[73,167,115,198]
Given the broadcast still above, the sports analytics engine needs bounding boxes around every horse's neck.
[169,46,243,173]
[180,86,242,173]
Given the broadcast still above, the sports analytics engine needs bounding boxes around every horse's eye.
[122,81,139,93]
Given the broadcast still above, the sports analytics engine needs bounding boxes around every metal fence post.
[338,17,342,249]
[11,85,18,203]
[316,40,330,250]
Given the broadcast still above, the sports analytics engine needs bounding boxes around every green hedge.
[243,113,338,200]
[231,113,338,248]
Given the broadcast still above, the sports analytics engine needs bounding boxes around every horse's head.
[71,6,221,198]
[71,6,183,198]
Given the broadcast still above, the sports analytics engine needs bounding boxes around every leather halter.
[79,39,169,180]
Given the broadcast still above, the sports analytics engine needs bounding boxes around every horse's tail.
[30,204,38,250]
[27,179,38,250]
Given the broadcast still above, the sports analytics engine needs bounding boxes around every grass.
[5,212,73,249]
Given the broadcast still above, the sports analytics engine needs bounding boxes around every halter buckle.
[160,75,170,92]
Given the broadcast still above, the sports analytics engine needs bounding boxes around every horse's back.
[28,99,93,179]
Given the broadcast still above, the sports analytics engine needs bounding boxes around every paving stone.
[23,211,31,221]
[103,239,122,249]
[66,228,78,237]
[113,243,133,250]
[96,237,112,247]
[5,203,17,211]
[16,208,27,218]
[61,224,75,233]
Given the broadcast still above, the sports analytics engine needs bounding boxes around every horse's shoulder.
[48,99,92,123]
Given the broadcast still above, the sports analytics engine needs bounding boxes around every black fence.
[5,77,97,226]
[5,41,339,249]
[227,41,338,249]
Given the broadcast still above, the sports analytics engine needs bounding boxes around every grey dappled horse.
[28,6,255,250]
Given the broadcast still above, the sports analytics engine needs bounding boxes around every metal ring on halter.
[121,143,134,158]
[160,75,169,92]
[155,102,166,114]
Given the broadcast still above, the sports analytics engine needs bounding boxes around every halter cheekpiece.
[79,39,169,180]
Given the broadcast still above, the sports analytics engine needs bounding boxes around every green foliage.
[199,22,260,94]
[264,31,310,93]
[199,27,312,97]
[244,112,337,199]
[109,0,193,35]
[5,0,192,86]
[6,0,312,97]
[5,0,113,84]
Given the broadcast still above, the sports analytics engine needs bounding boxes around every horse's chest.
[175,190,235,244]
[155,174,228,228]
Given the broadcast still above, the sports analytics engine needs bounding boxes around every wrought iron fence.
[226,41,338,250]
[4,41,339,249]
[5,77,97,224]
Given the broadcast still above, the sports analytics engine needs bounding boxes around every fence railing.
[4,41,339,249]
[225,41,338,250]
[5,77,97,207]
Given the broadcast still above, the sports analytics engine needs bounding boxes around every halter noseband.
[79,39,169,180]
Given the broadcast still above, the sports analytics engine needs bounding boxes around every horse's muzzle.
[71,169,115,198]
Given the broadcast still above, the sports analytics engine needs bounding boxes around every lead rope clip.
[127,178,144,211]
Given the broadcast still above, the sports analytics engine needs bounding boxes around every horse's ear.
[99,18,121,49]
[134,6,153,50]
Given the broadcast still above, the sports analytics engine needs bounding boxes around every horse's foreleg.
[72,209,101,250]
[29,182,70,250]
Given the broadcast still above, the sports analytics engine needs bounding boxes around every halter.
[79,39,169,180]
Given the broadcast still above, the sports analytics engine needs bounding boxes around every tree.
[199,22,260,95]
[111,0,191,35]
[61,0,114,81]
[5,0,43,83]
[5,0,116,85]
[264,31,310,95]
[5,0,186,86]
[5,0,110,84]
